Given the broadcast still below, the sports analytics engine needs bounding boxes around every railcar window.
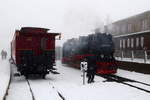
[141,37,144,47]
[136,37,139,47]
[131,38,134,48]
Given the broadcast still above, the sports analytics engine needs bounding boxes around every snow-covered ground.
[6,63,62,100]
[0,58,10,100]
[6,64,32,100]
[2,60,150,100]
[49,61,150,100]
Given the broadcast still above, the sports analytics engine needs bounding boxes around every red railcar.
[11,27,61,78]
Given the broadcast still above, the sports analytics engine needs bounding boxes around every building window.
[127,38,130,47]
[123,39,125,48]
[128,24,132,33]
[131,38,134,48]
[142,20,148,30]
[120,40,122,48]
[136,37,139,47]
[141,37,144,47]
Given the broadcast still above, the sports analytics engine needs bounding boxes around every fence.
[114,50,150,63]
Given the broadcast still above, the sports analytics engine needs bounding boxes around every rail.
[3,60,12,100]
[98,74,150,93]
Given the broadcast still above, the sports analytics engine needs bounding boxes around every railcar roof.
[21,27,49,31]
[20,27,50,34]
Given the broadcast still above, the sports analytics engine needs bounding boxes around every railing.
[114,50,150,63]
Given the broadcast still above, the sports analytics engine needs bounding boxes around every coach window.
[131,38,134,48]
[127,38,130,48]
[136,37,139,47]
[141,37,144,47]
[120,40,122,48]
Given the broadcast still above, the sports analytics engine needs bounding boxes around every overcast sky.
[0,0,150,49]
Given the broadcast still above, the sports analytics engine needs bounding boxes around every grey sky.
[0,0,150,48]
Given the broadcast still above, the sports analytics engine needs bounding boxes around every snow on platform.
[6,63,62,100]
[0,59,10,100]
[3,60,150,100]
[28,79,62,100]
[48,61,150,100]
[6,64,32,100]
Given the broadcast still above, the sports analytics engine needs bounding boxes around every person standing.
[4,51,7,59]
[1,50,5,60]
[86,56,97,83]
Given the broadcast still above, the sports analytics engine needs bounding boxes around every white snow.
[28,80,62,100]
[1,60,150,100]
[6,63,62,100]
[6,64,32,100]
[48,61,150,100]
[0,59,10,100]
[117,69,150,84]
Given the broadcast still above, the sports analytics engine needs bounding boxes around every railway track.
[49,82,65,100]
[26,79,35,100]
[4,77,35,100]
[7,63,63,100]
[27,79,64,100]
[98,74,150,93]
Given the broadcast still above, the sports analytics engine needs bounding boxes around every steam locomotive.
[11,27,61,78]
[62,32,118,74]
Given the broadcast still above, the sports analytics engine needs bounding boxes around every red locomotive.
[11,27,61,78]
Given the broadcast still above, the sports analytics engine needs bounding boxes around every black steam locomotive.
[62,32,117,74]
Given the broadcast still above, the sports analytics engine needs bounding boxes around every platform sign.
[80,61,87,85]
